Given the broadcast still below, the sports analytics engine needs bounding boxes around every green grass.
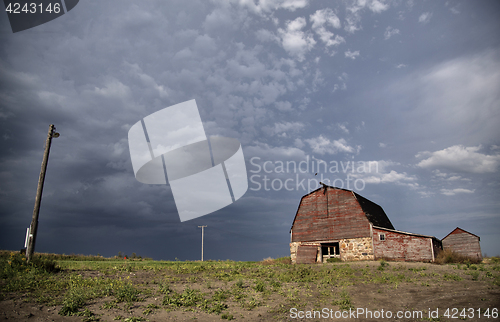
[2,251,500,321]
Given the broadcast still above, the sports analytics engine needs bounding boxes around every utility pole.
[198,225,207,261]
[26,124,60,263]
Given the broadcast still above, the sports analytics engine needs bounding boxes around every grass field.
[1,250,499,321]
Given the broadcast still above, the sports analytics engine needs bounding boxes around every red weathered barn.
[290,185,442,263]
[442,227,482,261]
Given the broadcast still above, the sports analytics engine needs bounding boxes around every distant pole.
[26,124,60,263]
[198,225,207,261]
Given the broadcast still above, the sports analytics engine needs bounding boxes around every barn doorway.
[321,242,340,262]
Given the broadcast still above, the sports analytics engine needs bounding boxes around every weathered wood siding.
[296,245,318,264]
[442,228,482,261]
[291,188,371,242]
[373,228,434,262]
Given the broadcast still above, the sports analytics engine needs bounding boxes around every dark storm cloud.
[1,0,499,259]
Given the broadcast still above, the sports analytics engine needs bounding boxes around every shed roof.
[373,225,439,241]
[442,227,480,241]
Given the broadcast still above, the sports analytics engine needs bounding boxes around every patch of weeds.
[142,308,154,316]
[254,280,265,292]
[212,289,230,301]
[235,279,244,289]
[270,280,281,289]
[123,317,147,322]
[242,296,261,310]
[209,301,228,314]
[468,271,480,281]
[333,290,354,311]
[101,301,119,309]
[443,273,463,281]
[59,291,86,316]
[279,266,316,283]
[326,258,342,263]
[377,260,389,271]
[77,308,100,322]
[232,288,247,301]
[221,313,234,320]
[162,287,203,308]
[409,267,426,272]
[115,284,140,303]
[435,249,481,265]
[158,283,172,294]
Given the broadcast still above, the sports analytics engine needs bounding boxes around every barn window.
[379,234,385,241]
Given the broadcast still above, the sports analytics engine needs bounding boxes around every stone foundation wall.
[339,237,374,261]
[291,237,374,263]
[290,242,299,264]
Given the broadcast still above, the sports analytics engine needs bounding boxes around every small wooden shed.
[442,227,482,261]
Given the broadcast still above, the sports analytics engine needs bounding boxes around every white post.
[198,225,207,261]
[24,228,30,248]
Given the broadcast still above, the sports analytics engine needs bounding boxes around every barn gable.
[290,185,394,242]
[442,227,482,261]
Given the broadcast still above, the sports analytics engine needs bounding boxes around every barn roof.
[290,184,394,232]
[352,191,394,230]
[442,227,480,241]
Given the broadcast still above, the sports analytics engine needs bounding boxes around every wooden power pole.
[26,124,59,263]
[198,225,207,261]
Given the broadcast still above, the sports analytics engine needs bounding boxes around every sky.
[0,0,499,261]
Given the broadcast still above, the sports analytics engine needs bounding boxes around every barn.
[290,184,442,263]
[442,227,482,261]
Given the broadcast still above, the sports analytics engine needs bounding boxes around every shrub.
[0,252,59,279]
[435,249,482,265]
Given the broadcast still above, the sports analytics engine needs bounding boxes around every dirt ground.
[1,261,499,322]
